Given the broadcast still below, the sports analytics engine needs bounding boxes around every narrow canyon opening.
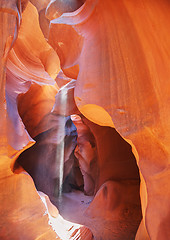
[13,99,142,239]
[2,0,169,239]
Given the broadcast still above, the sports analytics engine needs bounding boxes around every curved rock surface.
[0,1,92,239]
[85,180,142,240]
[0,169,59,240]
[0,0,170,239]
[82,117,140,192]
[48,0,170,239]
[16,116,77,199]
[72,114,98,196]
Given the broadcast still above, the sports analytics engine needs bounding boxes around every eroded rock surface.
[82,118,140,190]
[16,116,77,199]
[72,115,98,196]
[48,0,170,238]
[85,181,142,240]
[0,0,170,239]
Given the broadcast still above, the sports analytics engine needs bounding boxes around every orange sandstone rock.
[72,115,98,196]
[1,0,170,239]
[85,180,142,240]
[48,0,170,238]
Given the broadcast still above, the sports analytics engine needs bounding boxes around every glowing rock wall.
[0,0,170,239]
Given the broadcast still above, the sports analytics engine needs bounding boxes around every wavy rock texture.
[46,0,85,20]
[0,1,92,239]
[5,0,60,150]
[0,1,59,239]
[0,0,170,239]
[72,115,98,196]
[16,116,77,199]
[85,180,142,240]
[48,0,170,239]
[52,78,80,116]
[0,171,60,240]
[82,117,140,189]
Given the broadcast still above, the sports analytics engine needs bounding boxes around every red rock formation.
[1,0,170,239]
[52,78,80,116]
[82,118,140,190]
[85,180,142,240]
[0,1,93,239]
[46,0,85,20]
[0,170,59,240]
[15,115,77,199]
[0,1,59,239]
[72,114,98,196]
[17,84,58,138]
[48,0,170,239]
[5,0,60,150]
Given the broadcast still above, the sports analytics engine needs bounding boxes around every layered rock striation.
[0,0,170,239]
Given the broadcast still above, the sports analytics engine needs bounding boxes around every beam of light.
[54,85,68,200]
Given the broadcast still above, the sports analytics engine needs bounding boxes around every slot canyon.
[0,0,170,239]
